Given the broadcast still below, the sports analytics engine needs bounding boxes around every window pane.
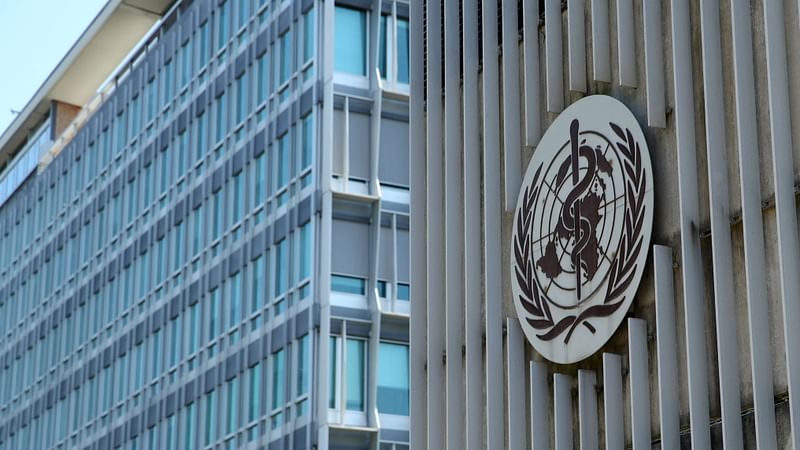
[303,9,315,62]
[272,349,285,409]
[345,339,365,411]
[378,15,387,79]
[397,18,409,84]
[377,343,409,415]
[300,222,311,280]
[331,274,365,295]
[279,30,292,85]
[296,334,309,396]
[334,6,366,75]
[275,239,287,296]
[301,114,313,169]
[397,282,410,301]
[328,337,337,408]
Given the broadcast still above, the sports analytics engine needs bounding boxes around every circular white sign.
[511,95,654,364]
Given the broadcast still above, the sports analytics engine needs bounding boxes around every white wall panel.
[730,0,778,445]
[567,0,586,92]
[591,0,610,82]
[654,246,680,450]
[603,353,623,450]
[523,0,541,144]
[699,0,743,446]
[616,0,636,86]
[425,0,445,447]
[643,0,665,126]
[628,318,652,450]
[670,0,711,446]
[462,0,483,449]
[546,0,564,112]
[763,1,800,447]
[578,370,598,450]
[482,0,505,447]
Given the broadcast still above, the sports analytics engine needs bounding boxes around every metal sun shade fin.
[654,245,680,450]
[729,0,778,445]
[545,0,564,112]
[531,361,549,450]
[482,0,504,447]
[578,369,598,450]
[670,0,711,446]
[502,0,522,210]
[444,0,465,447]
[699,0,744,446]
[567,0,586,93]
[616,0,636,87]
[763,0,800,447]
[425,0,446,447]
[462,0,483,448]
[628,318,652,450]
[603,353,623,450]
[506,319,526,450]
[591,0,611,82]
[643,0,666,127]
[554,372,573,450]
[523,0,541,145]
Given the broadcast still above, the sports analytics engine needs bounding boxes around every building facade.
[0,0,410,449]
[411,0,800,449]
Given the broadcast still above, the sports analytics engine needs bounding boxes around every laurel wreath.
[514,122,648,344]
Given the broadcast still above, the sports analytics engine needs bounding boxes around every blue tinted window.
[331,274,365,295]
[397,18,409,83]
[334,6,366,75]
[397,282,409,301]
[346,338,365,411]
[377,342,409,415]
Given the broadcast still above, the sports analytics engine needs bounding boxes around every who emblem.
[511,96,654,364]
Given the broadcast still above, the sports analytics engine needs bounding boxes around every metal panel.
[530,361,549,450]
[506,319,526,450]
[643,0,665,127]
[616,0,636,86]
[545,0,564,112]
[554,373,573,450]
[699,0,743,446]
[567,0,586,92]
[463,0,484,448]
[628,318,652,449]
[603,353,623,450]
[522,0,541,144]
[763,1,800,446]
[670,0,711,446]
[444,0,465,447]
[482,0,504,447]
[591,0,610,82]
[502,0,522,211]
[426,0,446,448]
[578,370,598,450]
[654,246,680,450]
[729,0,778,445]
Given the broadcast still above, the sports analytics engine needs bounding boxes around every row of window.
[0,218,312,412]
[331,274,409,301]
[1,333,311,450]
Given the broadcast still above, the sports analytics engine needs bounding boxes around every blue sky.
[0,0,107,137]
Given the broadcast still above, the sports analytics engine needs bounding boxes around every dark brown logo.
[511,96,654,364]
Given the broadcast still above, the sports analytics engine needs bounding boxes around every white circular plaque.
[511,95,654,364]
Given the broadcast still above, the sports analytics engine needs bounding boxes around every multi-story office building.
[0,0,410,449]
[411,0,800,449]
